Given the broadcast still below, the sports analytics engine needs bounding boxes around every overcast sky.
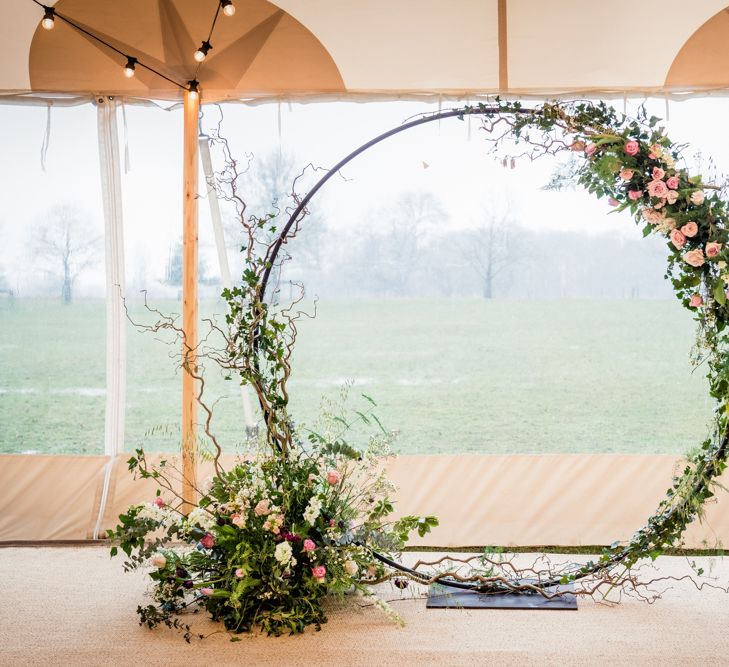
[2,95,729,294]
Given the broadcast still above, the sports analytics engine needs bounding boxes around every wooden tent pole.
[182,88,200,511]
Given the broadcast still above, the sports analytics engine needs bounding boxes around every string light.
[221,0,236,17]
[41,6,55,30]
[123,56,137,78]
[187,80,201,100]
[193,41,212,63]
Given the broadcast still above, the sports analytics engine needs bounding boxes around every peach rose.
[201,587,214,596]
[619,168,634,181]
[684,249,705,267]
[666,190,679,205]
[231,513,245,528]
[254,499,271,516]
[628,190,643,201]
[151,553,167,569]
[670,229,686,249]
[691,191,705,205]
[689,294,703,308]
[647,179,669,198]
[652,167,665,180]
[326,470,341,486]
[642,208,664,225]
[624,140,640,156]
[681,222,699,238]
[585,143,597,156]
[666,176,680,189]
[706,242,722,258]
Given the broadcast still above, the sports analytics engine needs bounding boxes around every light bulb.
[187,81,200,101]
[221,0,236,16]
[123,57,137,78]
[41,8,55,30]
[193,41,212,62]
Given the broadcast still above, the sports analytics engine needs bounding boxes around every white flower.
[274,541,294,566]
[344,560,359,576]
[187,506,216,532]
[303,496,322,525]
[137,502,175,528]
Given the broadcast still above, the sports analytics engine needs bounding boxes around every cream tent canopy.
[3,0,729,103]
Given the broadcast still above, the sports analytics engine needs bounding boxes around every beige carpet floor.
[1,547,729,666]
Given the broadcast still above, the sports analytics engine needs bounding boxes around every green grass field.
[0,298,714,456]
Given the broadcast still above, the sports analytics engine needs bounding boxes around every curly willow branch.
[251,99,729,597]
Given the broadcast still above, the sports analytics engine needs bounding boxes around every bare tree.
[369,191,447,295]
[226,151,325,287]
[31,205,100,304]
[460,203,522,299]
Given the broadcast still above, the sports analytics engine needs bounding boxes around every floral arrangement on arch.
[578,129,727,314]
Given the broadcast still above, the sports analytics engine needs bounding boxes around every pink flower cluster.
[311,565,327,582]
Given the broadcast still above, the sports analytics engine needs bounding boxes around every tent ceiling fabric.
[3,0,729,103]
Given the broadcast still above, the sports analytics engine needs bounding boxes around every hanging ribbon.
[40,103,52,172]
[121,100,131,173]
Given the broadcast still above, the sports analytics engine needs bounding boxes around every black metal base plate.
[426,582,577,610]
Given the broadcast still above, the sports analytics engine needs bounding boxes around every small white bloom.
[274,541,294,565]
[303,496,322,525]
[187,506,216,531]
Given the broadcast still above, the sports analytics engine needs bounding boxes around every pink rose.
[666,190,679,205]
[684,249,705,267]
[669,229,686,249]
[326,470,341,486]
[619,168,634,181]
[201,587,214,596]
[706,242,722,258]
[585,143,597,156]
[153,497,165,508]
[624,140,639,156]
[652,167,665,180]
[691,191,705,205]
[303,539,316,552]
[666,176,679,189]
[628,190,642,201]
[689,294,703,308]
[608,197,619,207]
[681,222,698,238]
[311,565,327,581]
[647,179,669,198]
[254,499,271,516]
[200,532,215,549]
[235,568,245,578]
[231,513,244,528]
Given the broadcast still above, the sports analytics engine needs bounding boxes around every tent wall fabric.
[1,452,728,548]
[4,0,729,104]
